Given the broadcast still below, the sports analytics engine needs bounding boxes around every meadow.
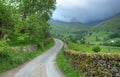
[67,41,120,54]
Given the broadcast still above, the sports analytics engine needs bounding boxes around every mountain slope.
[49,15,120,41]
[85,15,120,41]
[49,20,88,35]
[92,15,120,32]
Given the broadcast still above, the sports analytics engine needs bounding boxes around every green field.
[67,41,120,54]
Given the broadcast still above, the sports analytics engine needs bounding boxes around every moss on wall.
[65,50,120,77]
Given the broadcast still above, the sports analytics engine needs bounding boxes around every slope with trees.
[0,0,56,73]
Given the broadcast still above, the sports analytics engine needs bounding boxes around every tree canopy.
[0,0,56,46]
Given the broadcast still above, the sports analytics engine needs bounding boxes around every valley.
[50,15,120,53]
[0,0,120,77]
[53,15,120,77]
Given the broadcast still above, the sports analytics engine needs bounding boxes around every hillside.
[49,15,120,42]
[49,19,88,36]
[50,15,120,34]
[92,15,120,32]
[86,15,120,41]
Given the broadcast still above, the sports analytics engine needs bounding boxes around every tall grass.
[57,50,85,77]
[0,40,54,73]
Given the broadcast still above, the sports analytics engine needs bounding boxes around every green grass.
[92,15,120,32]
[85,32,110,41]
[0,40,54,74]
[67,41,93,52]
[67,41,120,54]
[57,50,85,77]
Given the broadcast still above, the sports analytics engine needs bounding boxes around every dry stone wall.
[65,50,120,77]
[11,45,38,52]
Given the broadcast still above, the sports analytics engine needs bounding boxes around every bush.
[102,40,120,47]
[0,39,54,73]
[109,32,120,38]
[80,40,86,44]
[92,46,101,53]
[0,40,12,60]
[114,40,120,47]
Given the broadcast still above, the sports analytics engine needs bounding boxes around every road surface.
[0,39,65,77]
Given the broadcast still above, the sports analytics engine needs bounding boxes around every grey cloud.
[52,0,120,23]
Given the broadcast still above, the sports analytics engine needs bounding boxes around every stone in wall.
[11,45,38,52]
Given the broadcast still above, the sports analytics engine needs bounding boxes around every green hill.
[85,15,120,42]
[92,15,120,32]
[49,15,120,41]
[49,20,88,37]
[49,15,120,35]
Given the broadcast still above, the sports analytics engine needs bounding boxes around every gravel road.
[0,39,65,77]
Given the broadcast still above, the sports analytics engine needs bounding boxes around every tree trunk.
[0,23,4,38]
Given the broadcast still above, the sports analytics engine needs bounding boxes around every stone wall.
[65,50,120,77]
[11,45,38,52]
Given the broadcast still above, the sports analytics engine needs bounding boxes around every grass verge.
[0,40,54,74]
[57,49,85,77]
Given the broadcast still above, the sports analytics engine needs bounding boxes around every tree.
[80,40,86,44]
[0,0,56,46]
[13,0,56,21]
[109,32,120,38]
[114,40,120,47]
[92,46,101,53]
[0,1,14,39]
[17,0,55,45]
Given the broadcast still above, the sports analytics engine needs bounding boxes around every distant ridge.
[48,19,88,35]
[92,14,120,32]
[84,13,120,26]
[49,19,82,24]
[50,13,120,26]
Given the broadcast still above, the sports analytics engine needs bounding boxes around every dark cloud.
[52,0,120,23]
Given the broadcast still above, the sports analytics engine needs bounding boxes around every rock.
[116,73,120,77]
[111,67,118,72]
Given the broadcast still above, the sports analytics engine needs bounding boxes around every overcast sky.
[52,0,120,23]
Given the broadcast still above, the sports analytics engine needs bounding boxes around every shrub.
[114,40,120,47]
[109,32,120,38]
[92,46,101,53]
[80,40,86,44]
[0,40,12,61]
